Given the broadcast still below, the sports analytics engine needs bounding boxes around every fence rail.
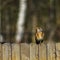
[0,43,60,60]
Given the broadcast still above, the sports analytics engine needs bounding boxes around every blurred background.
[0,0,60,43]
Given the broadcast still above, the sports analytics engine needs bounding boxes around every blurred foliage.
[0,0,60,43]
[1,0,19,42]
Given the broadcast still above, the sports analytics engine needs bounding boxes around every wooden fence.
[0,43,60,60]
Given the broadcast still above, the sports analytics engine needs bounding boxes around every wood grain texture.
[2,43,11,60]
[0,43,60,60]
[47,42,55,60]
[21,43,30,60]
[30,43,38,60]
[56,43,60,60]
[0,44,2,60]
[12,43,20,60]
[39,43,47,60]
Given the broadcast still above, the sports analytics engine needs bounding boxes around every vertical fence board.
[0,43,60,60]
[35,44,39,60]
[0,44,2,60]
[39,43,46,60]
[21,43,30,60]
[8,44,12,60]
[30,43,38,60]
[47,42,55,60]
[2,43,11,60]
[12,44,20,60]
[56,43,60,60]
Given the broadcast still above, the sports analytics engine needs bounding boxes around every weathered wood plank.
[39,43,47,60]
[0,44,2,60]
[21,43,30,60]
[47,42,55,60]
[8,44,12,60]
[30,43,38,60]
[12,43,20,60]
[56,43,60,60]
[2,43,11,60]
[0,43,60,60]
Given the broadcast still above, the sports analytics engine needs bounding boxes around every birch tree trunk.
[16,0,27,43]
